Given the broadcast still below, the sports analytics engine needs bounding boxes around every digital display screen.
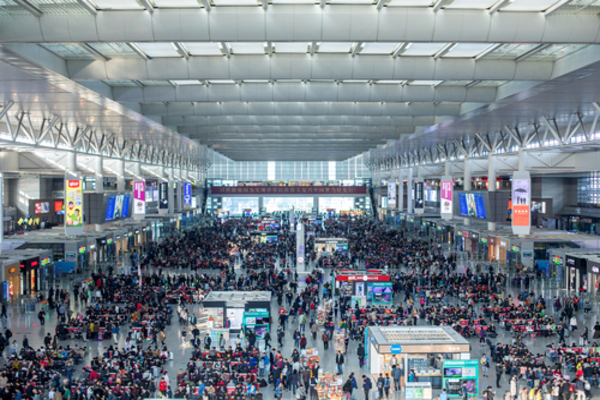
[444,368,462,377]
[106,194,131,221]
[459,193,486,219]
[105,195,117,221]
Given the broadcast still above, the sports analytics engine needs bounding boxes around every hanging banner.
[512,178,530,226]
[159,182,169,213]
[65,179,83,229]
[387,182,396,209]
[414,181,424,213]
[183,182,192,206]
[440,179,453,216]
[133,181,146,215]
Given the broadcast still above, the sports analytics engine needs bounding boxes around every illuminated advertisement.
[387,182,396,208]
[440,180,453,214]
[105,194,131,221]
[159,182,168,210]
[183,182,192,205]
[54,200,64,214]
[66,179,83,227]
[458,193,486,219]
[133,181,146,214]
[512,179,530,226]
[414,182,424,211]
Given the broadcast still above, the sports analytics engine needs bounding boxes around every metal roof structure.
[1,1,600,164]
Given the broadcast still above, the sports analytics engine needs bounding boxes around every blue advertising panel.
[458,193,468,216]
[183,182,192,205]
[121,194,131,218]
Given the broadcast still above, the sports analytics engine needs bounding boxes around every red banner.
[210,185,367,196]
[337,275,390,282]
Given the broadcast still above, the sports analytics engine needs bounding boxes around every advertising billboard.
[65,179,83,227]
[133,181,146,214]
[387,182,396,208]
[105,194,131,221]
[512,179,530,226]
[414,181,424,211]
[159,182,168,210]
[440,180,453,214]
[183,182,192,206]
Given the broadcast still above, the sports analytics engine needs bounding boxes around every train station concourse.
[2,1,600,400]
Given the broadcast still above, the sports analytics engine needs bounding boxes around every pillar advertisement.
[65,175,84,236]
[133,181,146,218]
[512,171,531,236]
[387,182,397,209]
[440,179,453,218]
[414,180,425,214]
[159,182,169,214]
[183,182,192,207]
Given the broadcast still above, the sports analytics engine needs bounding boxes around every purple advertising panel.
[441,181,453,214]
[133,181,145,214]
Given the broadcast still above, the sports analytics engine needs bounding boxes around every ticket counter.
[366,326,470,390]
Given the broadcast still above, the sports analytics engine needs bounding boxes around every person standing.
[461,381,469,400]
[440,389,449,400]
[391,365,402,392]
[495,362,504,388]
[336,351,345,376]
[311,320,318,341]
[384,374,391,399]
[362,375,372,400]
[376,373,385,400]
[481,354,490,378]
[322,331,330,350]
[357,343,365,367]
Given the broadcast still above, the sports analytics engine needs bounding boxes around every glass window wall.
[264,197,314,213]
[221,197,259,215]
[318,197,355,213]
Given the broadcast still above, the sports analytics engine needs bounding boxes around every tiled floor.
[2,252,597,400]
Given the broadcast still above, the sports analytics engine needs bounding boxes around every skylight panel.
[443,43,494,58]
[360,43,399,55]
[275,42,310,53]
[185,42,223,56]
[135,43,180,58]
[387,0,434,6]
[209,80,237,84]
[89,0,143,9]
[502,0,561,11]
[230,42,266,55]
[152,0,201,6]
[318,42,353,53]
[409,80,443,86]
[402,43,447,57]
[172,80,203,85]
[212,0,258,6]
[444,0,496,8]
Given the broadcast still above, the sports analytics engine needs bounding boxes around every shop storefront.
[586,257,600,296]
[566,255,587,293]
[314,238,349,256]
[479,236,488,260]
[365,326,470,389]
[488,237,497,262]
[20,257,41,295]
[3,262,20,300]
[95,237,108,263]
[498,239,509,264]
[203,291,272,333]
[509,244,520,268]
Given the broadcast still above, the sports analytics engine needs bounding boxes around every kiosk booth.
[314,238,349,256]
[365,326,470,390]
[333,270,392,304]
[242,309,270,351]
[203,291,272,332]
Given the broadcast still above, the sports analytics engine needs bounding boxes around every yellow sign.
[65,179,83,227]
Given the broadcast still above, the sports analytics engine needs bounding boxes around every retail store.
[566,254,588,293]
[332,270,392,305]
[586,256,600,296]
[2,259,21,300]
[365,326,471,389]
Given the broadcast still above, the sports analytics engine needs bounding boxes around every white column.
[95,156,103,194]
[116,159,125,192]
[176,168,183,212]
[487,154,496,231]
[398,169,404,211]
[168,167,175,214]
[407,167,413,214]
[444,160,451,176]
[463,157,471,226]
[132,162,142,178]
[65,152,77,174]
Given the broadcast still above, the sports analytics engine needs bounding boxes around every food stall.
[333,270,392,305]
[203,291,271,332]
[365,326,470,390]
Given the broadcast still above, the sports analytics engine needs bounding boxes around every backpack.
[377,379,384,389]
[342,380,353,392]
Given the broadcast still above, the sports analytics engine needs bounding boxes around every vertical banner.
[183,182,192,207]
[159,182,169,214]
[414,181,424,214]
[133,181,146,219]
[387,182,397,209]
[65,175,84,235]
[440,178,453,219]
[512,171,531,236]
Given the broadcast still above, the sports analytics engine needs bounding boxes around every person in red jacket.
[158,379,167,395]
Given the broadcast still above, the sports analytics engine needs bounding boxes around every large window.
[318,197,355,213]
[221,197,259,215]
[264,197,314,213]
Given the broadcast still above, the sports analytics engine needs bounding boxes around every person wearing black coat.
[357,343,365,366]
[336,351,345,375]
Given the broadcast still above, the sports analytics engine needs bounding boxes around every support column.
[487,154,496,231]
[463,157,471,226]
[116,159,125,192]
[407,167,413,214]
[95,156,103,194]
[176,168,183,213]
[168,167,175,214]
[258,196,264,213]
[398,169,404,211]
[65,152,77,174]
[132,162,142,178]
[314,196,319,214]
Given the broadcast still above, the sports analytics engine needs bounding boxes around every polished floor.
[2,252,598,400]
